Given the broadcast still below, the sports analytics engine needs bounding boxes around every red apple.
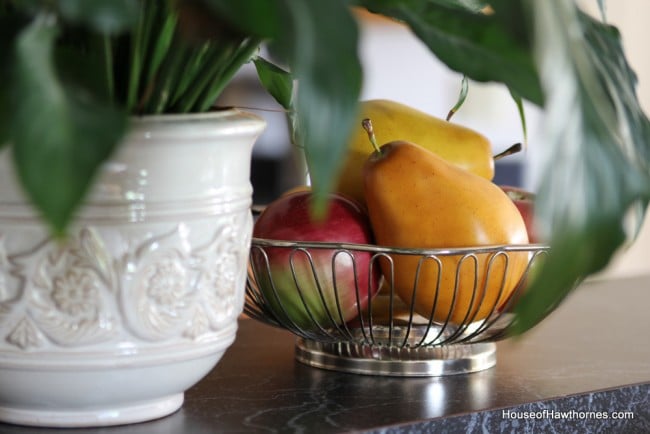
[251,191,381,331]
[500,185,539,243]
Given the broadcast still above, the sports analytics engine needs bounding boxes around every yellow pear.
[337,99,494,206]
[363,140,529,325]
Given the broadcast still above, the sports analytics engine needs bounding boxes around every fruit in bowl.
[250,191,381,331]
[336,99,495,207]
[362,125,530,325]
[501,185,539,243]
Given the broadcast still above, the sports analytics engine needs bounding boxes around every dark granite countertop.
[2,275,649,433]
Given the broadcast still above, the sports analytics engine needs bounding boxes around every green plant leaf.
[196,0,283,38]
[0,42,11,148]
[281,2,362,216]
[11,15,127,235]
[355,0,489,13]
[0,13,26,147]
[508,88,528,147]
[126,0,155,111]
[145,6,177,84]
[56,0,139,34]
[194,37,261,112]
[169,41,215,107]
[510,0,650,334]
[596,0,607,22]
[54,35,114,101]
[453,0,490,12]
[359,0,543,105]
[197,0,362,216]
[253,57,293,111]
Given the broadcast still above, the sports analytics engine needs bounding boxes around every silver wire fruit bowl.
[245,238,550,377]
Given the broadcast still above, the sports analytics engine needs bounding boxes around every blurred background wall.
[219,1,650,280]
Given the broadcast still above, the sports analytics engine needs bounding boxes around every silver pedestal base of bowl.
[295,337,496,377]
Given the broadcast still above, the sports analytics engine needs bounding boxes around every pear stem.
[493,142,522,161]
[362,118,381,153]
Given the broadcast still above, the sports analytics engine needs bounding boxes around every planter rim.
[126,107,266,141]
[129,107,261,123]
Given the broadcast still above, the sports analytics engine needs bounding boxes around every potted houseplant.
[0,1,271,427]
[0,0,649,427]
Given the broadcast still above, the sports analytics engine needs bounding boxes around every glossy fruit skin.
[500,185,539,243]
[336,99,494,206]
[363,141,529,325]
[251,191,381,330]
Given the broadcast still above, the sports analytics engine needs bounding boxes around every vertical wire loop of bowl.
[245,239,551,349]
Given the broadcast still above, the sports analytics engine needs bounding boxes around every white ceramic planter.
[0,110,265,427]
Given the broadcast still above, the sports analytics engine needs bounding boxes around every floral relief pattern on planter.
[0,234,10,302]
[6,317,43,349]
[0,209,252,350]
[120,226,199,342]
[0,234,22,310]
[13,228,118,347]
[7,317,43,350]
[194,212,253,331]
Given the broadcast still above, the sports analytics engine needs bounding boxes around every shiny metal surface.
[245,238,550,376]
[295,338,496,376]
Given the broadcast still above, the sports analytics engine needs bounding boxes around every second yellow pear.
[363,140,529,325]
[336,99,495,206]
